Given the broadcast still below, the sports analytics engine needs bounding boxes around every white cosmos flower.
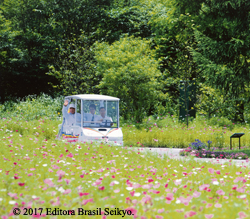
[126,187,133,191]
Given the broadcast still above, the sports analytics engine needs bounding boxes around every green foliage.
[104,1,152,43]
[95,36,164,122]
[47,34,100,96]
[0,94,63,120]
[190,0,250,122]
[2,0,250,123]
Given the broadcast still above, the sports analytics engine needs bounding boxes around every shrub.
[0,94,63,120]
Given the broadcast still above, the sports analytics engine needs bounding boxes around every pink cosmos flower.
[92,180,102,186]
[234,177,247,183]
[176,209,184,213]
[238,212,247,218]
[79,192,89,197]
[98,186,105,190]
[155,216,163,219]
[63,189,71,194]
[67,153,73,158]
[141,195,152,204]
[44,179,54,187]
[130,191,135,196]
[51,165,60,169]
[216,190,225,196]
[64,179,71,185]
[114,189,120,193]
[215,170,221,174]
[173,188,178,193]
[82,198,94,205]
[152,190,160,194]
[56,170,65,180]
[142,184,152,189]
[178,196,192,206]
[232,185,238,190]
[199,184,210,191]
[193,191,201,198]
[8,193,17,198]
[205,214,214,219]
[184,211,197,218]
[206,204,213,208]
[133,183,141,189]
[158,209,164,213]
[18,183,25,186]
[236,187,245,193]
[165,193,174,204]
[125,197,131,204]
[214,203,222,208]
[208,168,214,174]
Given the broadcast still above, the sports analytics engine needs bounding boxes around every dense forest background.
[1,0,250,122]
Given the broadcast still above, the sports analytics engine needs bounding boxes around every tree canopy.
[1,0,250,122]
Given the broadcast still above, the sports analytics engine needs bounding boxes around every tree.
[190,0,250,122]
[94,36,164,122]
[47,34,100,95]
[144,0,201,116]
[0,0,114,101]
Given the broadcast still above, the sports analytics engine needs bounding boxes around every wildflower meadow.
[1,96,250,218]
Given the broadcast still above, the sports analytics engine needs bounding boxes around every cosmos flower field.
[0,117,250,219]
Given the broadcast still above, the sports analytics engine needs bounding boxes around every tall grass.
[122,115,250,148]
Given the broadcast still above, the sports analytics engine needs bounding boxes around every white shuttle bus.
[57,94,123,146]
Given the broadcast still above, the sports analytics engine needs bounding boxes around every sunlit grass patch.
[123,115,250,148]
